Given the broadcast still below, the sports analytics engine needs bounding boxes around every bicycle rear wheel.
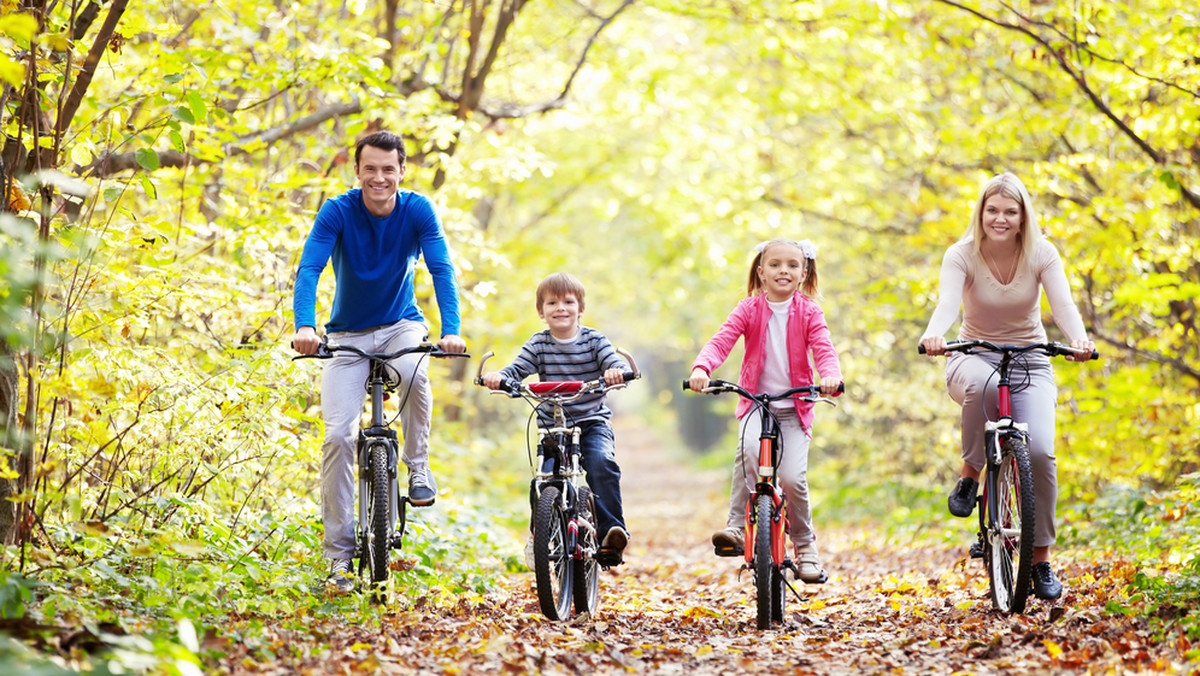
[534,485,573,620]
[754,493,773,630]
[573,486,600,614]
[366,443,392,590]
[770,503,788,624]
[985,437,1036,613]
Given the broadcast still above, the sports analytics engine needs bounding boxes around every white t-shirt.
[761,299,793,408]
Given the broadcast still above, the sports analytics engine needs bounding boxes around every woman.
[919,172,1095,600]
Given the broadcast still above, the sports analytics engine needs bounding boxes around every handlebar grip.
[622,371,637,383]
[1089,350,1099,360]
[836,382,845,394]
[917,344,927,355]
[681,379,691,391]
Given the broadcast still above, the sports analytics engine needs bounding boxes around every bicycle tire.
[573,486,600,614]
[367,443,392,590]
[534,485,573,620]
[986,436,1036,613]
[754,493,773,629]
[770,501,788,624]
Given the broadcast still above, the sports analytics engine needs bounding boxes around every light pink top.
[922,239,1087,344]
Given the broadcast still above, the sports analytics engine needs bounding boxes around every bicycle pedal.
[595,549,623,567]
[714,545,744,558]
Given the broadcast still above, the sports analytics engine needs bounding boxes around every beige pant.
[725,407,816,549]
[946,351,1058,548]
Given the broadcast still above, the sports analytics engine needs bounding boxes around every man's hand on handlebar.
[438,334,467,354]
[292,326,321,355]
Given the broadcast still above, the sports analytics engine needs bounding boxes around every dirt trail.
[218,416,1192,674]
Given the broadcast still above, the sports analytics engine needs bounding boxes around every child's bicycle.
[295,338,469,600]
[682,378,842,629]
[919,339,1097,613]
[475,349,640,620]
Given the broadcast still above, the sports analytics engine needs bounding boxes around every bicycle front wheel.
[366,443,392,589]
[534,485,573,620]
[985,436,1036,613]
[754,493,773,630]
[573,486,600,614]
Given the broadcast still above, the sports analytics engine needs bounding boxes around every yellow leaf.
[954,600,973,610]
[696,645,713,656]
[1043,639,1063,658]
[348,642,372,652]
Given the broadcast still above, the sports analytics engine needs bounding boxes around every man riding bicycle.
[291,130,467,594]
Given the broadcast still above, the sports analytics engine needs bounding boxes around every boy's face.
[538,292,582,339]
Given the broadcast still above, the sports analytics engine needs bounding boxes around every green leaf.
[139,173,157,200]
[186,91,208,124]
[169,129,186,153]
[173,106,195,125]
[134,148,160,171]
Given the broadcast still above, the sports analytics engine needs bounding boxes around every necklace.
[984,247,1020,285]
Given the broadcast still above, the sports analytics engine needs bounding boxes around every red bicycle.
[683,378,841,629]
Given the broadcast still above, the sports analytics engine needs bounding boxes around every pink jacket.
[692,293,842,432]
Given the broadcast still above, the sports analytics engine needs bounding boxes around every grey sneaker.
[326,558,355,594]
[711,528,745,551]
[407,465,438,507]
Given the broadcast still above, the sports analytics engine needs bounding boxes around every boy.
[481,272,631,561]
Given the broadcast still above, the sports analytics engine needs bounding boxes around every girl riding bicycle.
[689,238,843,583]
[918,172,1095,600]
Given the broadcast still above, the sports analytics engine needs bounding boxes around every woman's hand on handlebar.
[919,335,947,357]
[1066,337,1097,362]
[438,334,467,354]
[292,326,321,355]
[688,367,710,393]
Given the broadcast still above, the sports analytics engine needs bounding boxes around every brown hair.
[746,239,820,299]
[536,272,587,313]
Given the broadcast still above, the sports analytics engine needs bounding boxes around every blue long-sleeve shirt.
[293,188,461,336]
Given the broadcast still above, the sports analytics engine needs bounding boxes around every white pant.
[320,320,432,559]
[725,407,815,548]
[946,351,1059,548]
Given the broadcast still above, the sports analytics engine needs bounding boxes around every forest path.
[217,416,1187,675]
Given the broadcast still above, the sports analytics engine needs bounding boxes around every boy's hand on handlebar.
[919,335,946,356]
[481,372,504,390]
[438,334,467,354]
[819,377,842,397]
[292,326,320,355]
[688,368,710,393]
[603,368,626,387]
[1066,337,1096,362]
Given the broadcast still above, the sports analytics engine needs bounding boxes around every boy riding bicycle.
[480,272,632,563]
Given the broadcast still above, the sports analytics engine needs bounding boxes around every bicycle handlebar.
[293,340,470,362]
[918,340,1099,360]
[472,347,640,400]
[681,378,843,406]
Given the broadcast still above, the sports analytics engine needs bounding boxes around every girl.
[689,238,843,583]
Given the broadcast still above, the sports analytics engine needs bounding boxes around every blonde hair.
[746,239,820,299]
[536,272,586,313]
[963,173,1043,270]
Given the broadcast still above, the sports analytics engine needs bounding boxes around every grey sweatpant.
[946,351,1058,548]
[725,406,816,549]
[320,320,433,559]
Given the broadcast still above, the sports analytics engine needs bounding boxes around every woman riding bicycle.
[918,172,1095,600]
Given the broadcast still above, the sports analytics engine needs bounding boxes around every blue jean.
[577,420,626,537]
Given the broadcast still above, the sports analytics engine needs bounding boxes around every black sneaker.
[947,477,979,517]
[969,539,984,559]
[326,558,355,594]
[407,465,437,507]
[1031,561,1063,600]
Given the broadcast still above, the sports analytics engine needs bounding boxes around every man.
[292,130,466,593]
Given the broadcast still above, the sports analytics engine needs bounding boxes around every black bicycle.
[475,349,639,620]
[683,378,841,629]
[920,340,1096,613]
[295,339,468,599]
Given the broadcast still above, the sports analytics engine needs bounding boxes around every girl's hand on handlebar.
[919,335,947,356]
[1066,337,1096,362]
[688,367,710,393]
[438,334,467,354]
[819,377,842,397]
[603,368,626,387]
[292,326,321,355]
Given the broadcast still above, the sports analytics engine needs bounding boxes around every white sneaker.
[326,558,355,594]
[523,537,535,569]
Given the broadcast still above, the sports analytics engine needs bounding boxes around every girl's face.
[538,292,582,339]
[757,243,807,302]
[981,194,1023,246]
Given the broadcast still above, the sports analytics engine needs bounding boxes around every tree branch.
[57,0,128,139]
